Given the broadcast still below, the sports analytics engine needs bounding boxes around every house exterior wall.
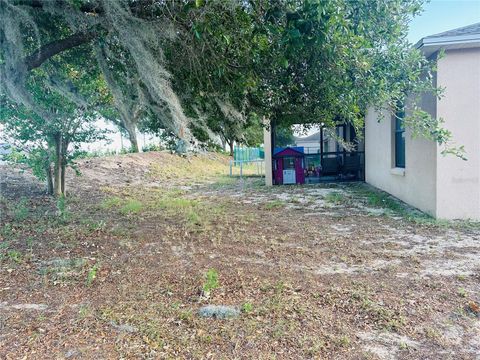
[295,140,321,150]
[435,48,480,219]
[366,47,480,220]
[365,108,437,216]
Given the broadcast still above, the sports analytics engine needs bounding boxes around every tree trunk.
[60,162,66,196]
[60,138,69,196]
[53,133,63,196]
[45,164,54,195]
[228,141,234,157]
[124,121,139,153]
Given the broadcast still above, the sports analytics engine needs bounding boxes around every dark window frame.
[394,102,406,168]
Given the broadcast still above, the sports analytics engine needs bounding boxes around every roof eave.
[416,34,480,57]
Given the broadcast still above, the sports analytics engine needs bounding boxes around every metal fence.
[229,159,265,177]
[233,146,264,162]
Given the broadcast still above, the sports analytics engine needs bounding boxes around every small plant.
[325,192,346,205]
[178,310,193,321]
[457,287,467,298]
[25,237,34,250]
[241,302,253,313]
[187,210,202,227]
[202,268,219,294]
[7,250,22,263]
[337,335,351,347]
[78,304,92,319]
[86,264,99,286]
[0,223,13,239]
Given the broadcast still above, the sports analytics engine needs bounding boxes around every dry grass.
[0,152,479,359]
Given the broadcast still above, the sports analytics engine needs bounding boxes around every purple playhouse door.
[274,159,283,184]
[295,157,305,184]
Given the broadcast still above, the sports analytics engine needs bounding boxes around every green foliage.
[274,126,295,148]
[6,250,22,263]
[86,264,99,287]
[142,143,164,152]
[164,0,459,154]
[202,268,219,293]
[0,223,13,240]
[242,302,253,313]
[2,0,462,163]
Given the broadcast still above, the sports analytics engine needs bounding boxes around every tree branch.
[25,30,97,71]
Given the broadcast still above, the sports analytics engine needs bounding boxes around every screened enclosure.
[271,123,364,184]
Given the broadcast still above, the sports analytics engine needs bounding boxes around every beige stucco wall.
[435,48,480,219]
[366,47,480,220]
[263,119,273,186]
[365,107,437,216]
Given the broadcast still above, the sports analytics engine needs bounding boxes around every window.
[283,157,295,169]
[394,103,405,168]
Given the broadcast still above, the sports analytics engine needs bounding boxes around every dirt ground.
[0,151,479,359]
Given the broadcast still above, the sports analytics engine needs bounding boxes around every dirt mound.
[69,151,230,190]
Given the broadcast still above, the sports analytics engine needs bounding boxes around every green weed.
[86,264,99,286]
[186,210,202,227]
[264,200,285,210]
[6,250,22,263]
[325,192,347,205]
[25,236,34,250]
[0,223,13,239]
[242,302,253,313]
[203,268,219,293]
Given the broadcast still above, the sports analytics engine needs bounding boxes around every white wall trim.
[390,167,405,176]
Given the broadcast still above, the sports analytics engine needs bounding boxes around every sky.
[408,0,480,43]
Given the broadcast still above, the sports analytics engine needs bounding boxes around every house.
[295,131,339,153]
[366,22,480,220]
[264,22,480,220]
[272,147,305,185]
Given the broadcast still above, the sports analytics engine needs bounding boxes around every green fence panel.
[233,146,264,164]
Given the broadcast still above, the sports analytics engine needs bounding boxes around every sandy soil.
[0,151,479,359]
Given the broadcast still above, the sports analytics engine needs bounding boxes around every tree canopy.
[0,0,464,195]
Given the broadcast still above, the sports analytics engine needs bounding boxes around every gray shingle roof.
[426,22,480,39]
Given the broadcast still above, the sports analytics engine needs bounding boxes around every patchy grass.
[13,197,30,221]
[120,199,143,215]
[1,153,479,359]
[264,199,285,210]
[325,191,348,205]
[101,196,123,209]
